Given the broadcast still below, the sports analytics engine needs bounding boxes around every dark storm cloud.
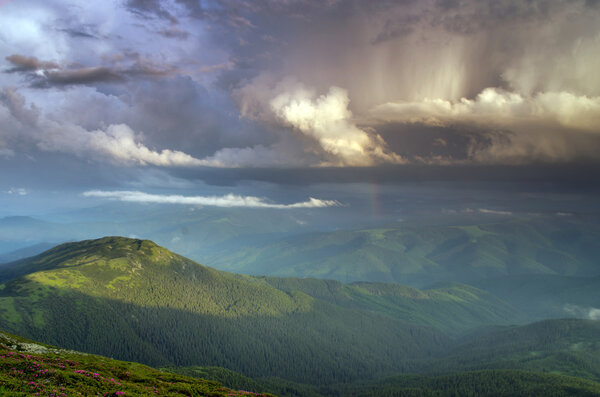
[375,122,600,165]
[430,0,556,34]
[0,87,39,126]
[5,53,175,88]
[125,0,178,24]
[217,0,600,166]
[5,55,58,72]
[120,0,600,167]
[373,15,421,44]
[118,76,272,158]
[2,0,600,176]
[0,152,135,190]
[375,123,503,163]
[171,163,600,192]
[55,19,103,40]
[157,26,190,40]
[31,67,124,87]
[58,28,98,39]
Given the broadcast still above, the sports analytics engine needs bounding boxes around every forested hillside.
[472,274,600,319]
[0,237,599,396]
[260,277,522,333]
[339,370,600,397]
[0,237,450,385]
[426,319,600,381]
[4,328,600,397]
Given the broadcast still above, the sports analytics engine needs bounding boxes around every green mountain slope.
[169,366,600,397]
[1,237,598,396]
[341,370,600,397]
[260,277,523,334]
[171,320,600,396]
[427,319,600,381]
[0,237,450,385]
[0,330,274,396]
[471,274,600,320]
[204,217,600,286]
[164,366,323,397]
[4,328,600,397]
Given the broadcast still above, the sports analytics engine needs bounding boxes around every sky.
[1,0,600,215]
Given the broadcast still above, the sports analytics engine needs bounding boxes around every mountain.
[0,237,452,385]
[425,319,600,382]
[260,277,523,334]
[170,367,600,397]
[203,217,600,286]
[0,204,337,263]
[471,274,600,320]
[1,237,598,395]
[169,320,600,396]
[4,328,600,397]
[0,330,274,397]
[3,212,598,290]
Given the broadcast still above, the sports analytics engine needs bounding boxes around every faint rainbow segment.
[371,183,382,217]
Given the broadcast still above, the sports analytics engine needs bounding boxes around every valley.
[0,236,599,396]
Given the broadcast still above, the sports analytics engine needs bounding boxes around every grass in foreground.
[0,331,275,397]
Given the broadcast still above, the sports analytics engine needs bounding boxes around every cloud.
[370,88,600,133]
[0,147,14,158]
[3,0,600,171]
[239,81,401,166]
[5,54,58,72]
[58,27,98,39]
[0,86,40,126]
[373,15,421,44]
[556,212,573,217]
[564,304,600,320]
[477,208,512,216]
[233,77,405,166]
[157,26,190,40]
[7,187,28,195]
[370,87,600,163]
[34,67,124,87]
[83,190,341,209]
[224,0,600,165]
[0,86,320,169]
[39,122,214,167]
[125,0,178,24]
[5,53,174,88]
[0,88,214,167]
[271,85,402,166]
[199,143,310,168]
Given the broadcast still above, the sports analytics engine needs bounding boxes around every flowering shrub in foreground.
[0,333,275,397]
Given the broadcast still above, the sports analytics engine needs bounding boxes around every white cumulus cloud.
[0,88,216,167]
[83,190,341,209]
[271,85,403,166]
[370,87,600,163]
[40,122,212,167]
[371,87,600,133]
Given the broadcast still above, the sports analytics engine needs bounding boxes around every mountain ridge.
[1,236,598,395]
[0,236,451,384]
